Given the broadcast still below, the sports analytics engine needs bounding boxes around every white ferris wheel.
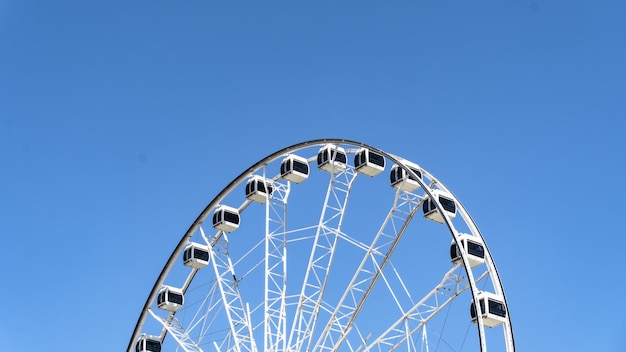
[128,139,515,352]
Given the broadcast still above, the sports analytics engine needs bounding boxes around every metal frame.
[127,139,515,352]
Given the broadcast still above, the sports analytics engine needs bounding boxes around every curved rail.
[127,138,514,352]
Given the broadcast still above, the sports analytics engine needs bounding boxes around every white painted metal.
[264,179,290,352]
[128,139,515,352]
[208,232,256,352]
[361,266,488,352]
[148,309,203,352]
[287,161,358,352]
[313,190,423,352]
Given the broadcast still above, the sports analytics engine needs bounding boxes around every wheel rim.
[129,139,515,352]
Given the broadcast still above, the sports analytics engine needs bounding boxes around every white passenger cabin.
[317,144,347,173]
[423,190,457,223]
[157,286,184,312]
[245,176,273,203]
[280,154,309,183]
[450,233,485,268]
[183,242,210,269]
[470,291,508,327]
[212,205,240,232]
[135,335,161,352]
[354,148,385,177]
[390,162,422,192]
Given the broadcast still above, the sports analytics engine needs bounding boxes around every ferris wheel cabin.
[354,148,385,177]
[157,286,184,312]
[135,335,161,352]
[423,190,457,223]
[280,154,310,183]
[390,162,422,192]
[183,242,210,269]
[317,144,347,173]
[470,291,507,328]
[245,176,274,203]
[450,233,485,268]
[212,205,240,232]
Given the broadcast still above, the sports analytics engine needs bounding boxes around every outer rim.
[127,138,514,352]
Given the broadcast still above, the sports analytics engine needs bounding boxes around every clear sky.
[1,1,625,351]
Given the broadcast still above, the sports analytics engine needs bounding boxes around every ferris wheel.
[128,139,515,352]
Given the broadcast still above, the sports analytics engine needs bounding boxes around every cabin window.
[293,160,308,174]
[390,167,400,183]
[470,299,484,318]
[253,180,272,195]
[391,166,421,182]
[194,248,209,261]
[450,243,460,259]
[168,292,183,305]
[467,241,484,258]
[355,152,363,167]
[223,211,239,224]
[185,246,208,262]
[439,196,456,213]
[488,300,506,317]
[317,152,327,164]
[146,340,161,352]
[159,291,165,303]
[408,167,421,181]
[247,179,270,195]
[369,152,384,167]
[281,161,289,175]
[479,299,485,315]
[213,212,221,224]
[423,200,432,213]
[319,149,346,164]
[333,150,346,163]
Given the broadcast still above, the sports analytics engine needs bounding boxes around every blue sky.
[1,1,625,351]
